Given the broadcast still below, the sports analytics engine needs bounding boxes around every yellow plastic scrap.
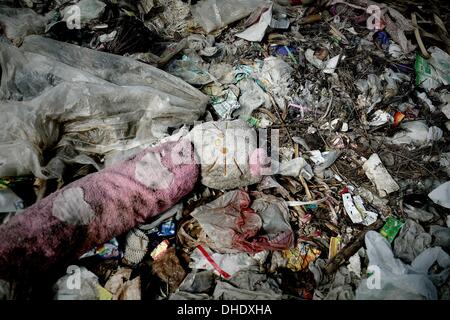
[283,243,321,271]
[328,236,341,259]
[96,284,113,300]
[150,239,170,260]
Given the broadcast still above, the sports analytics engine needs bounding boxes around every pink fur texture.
[0,140,198,279]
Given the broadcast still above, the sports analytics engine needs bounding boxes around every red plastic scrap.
[192,190,294,254]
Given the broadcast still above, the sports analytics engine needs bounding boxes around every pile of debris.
[0,0,449,300]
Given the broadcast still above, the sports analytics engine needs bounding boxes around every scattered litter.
[1,0,449,302]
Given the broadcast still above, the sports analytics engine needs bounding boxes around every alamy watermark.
[64,5,81,30]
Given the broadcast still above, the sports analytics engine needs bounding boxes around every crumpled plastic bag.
[355,74,383,112]
[191,190,293,254]
[258,57,293,111]
[356,231,450,300]
[212,267,282,300]
[169,270,214,300]
[189,245,261,278]
[389,121,443,146]
[429,225,450,251]
[0,35,207,179]
[394,219,432,263]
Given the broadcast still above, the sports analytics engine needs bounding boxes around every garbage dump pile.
[0,0,449,300]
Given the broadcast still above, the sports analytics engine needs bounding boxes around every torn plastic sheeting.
[428,181,450,209]
[188,119,263,190]
[209,63,235,85]
[169,270,214,300]
[166,54,215,85]
[190,245,261,278]
[0,140,199,280]
[403,204,436,223]
[362,153,399,197]
[429,225,450,251]
[270,12,290,29]
[277,157,314,180]
[258,57,293,111]
[10,35,208,106]
[0,6,47,45]
[0,82,202,179]
[0,39,109,101]
[257,175,290,198]
[355,74,383,113]
[356,231,450,300]
[235,78,271,119]
[236,3,273,42]
[310,150,340,174]
[191,0,270,34]
[305,49,340,74]
[191,190,293,254]
[416,91,435,113]
[394,219,432,264]
[212,268,282,300]
[382,68,410,100]
[0,37,207,179]
[389,121,443,146]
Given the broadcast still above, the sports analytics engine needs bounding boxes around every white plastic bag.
[355,231,450,300]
